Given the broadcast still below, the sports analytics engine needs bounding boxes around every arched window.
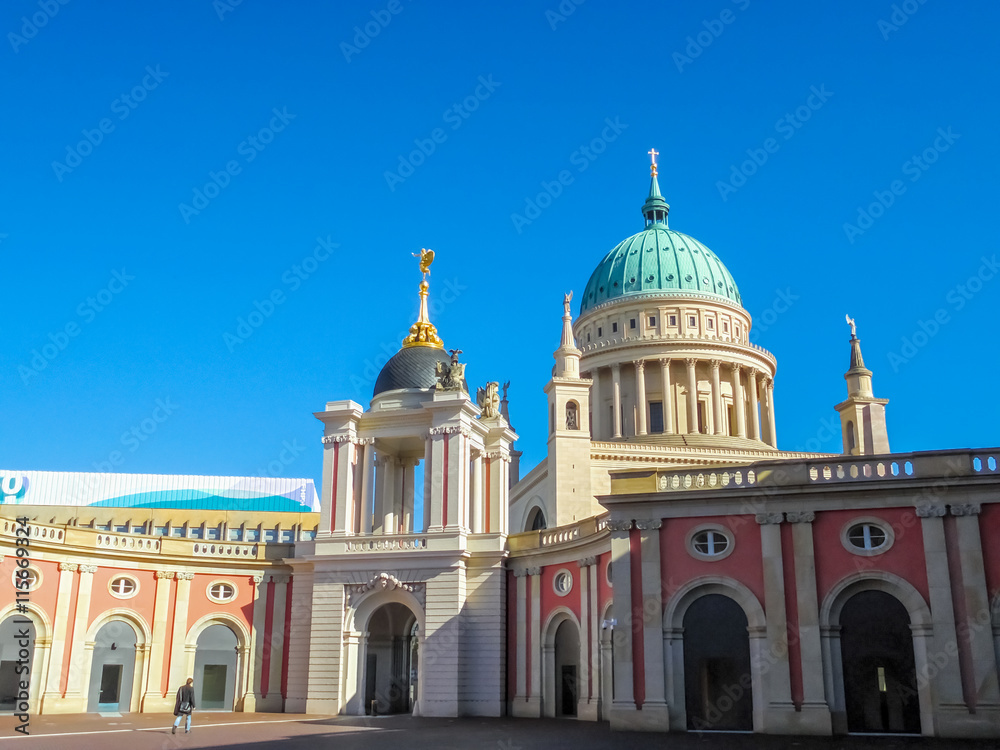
[526,506,547,532]
[566,401,579,430]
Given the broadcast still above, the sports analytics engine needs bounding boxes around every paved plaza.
[2,714,999,750]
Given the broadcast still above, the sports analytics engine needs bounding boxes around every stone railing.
[191,542,257,557]
[610,448,1000,496]
[0,519,65,542]
[577,331,777,365]
[97,534,161,552]
[508,514,609,553]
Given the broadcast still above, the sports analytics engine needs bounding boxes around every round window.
[841,517,894,557]
[553,569,573,597]
[109,575,139,599]
[693,530,729,556]
[12,566,41,592]
[208,581,237,603]
[686,524,735,561]
[847,523,887,551]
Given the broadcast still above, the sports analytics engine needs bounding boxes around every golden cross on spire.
[648,148,659,177]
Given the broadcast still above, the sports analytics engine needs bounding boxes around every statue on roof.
[435,349,465,391]
[477,381,501,419]
[846,314,857,338]
[412,247,435,277]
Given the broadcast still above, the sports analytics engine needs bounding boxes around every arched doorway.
[87,620,138,712]
[365,602,416,715]
[0,616,35,713]
[682,594,752,731]
[553,619,579,717]
[840,590,920,733]
[194,624,239,711]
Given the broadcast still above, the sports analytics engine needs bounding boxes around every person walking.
[172,678,196,734]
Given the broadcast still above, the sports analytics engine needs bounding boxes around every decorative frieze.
[785,511,815,524]
[578,556,597,568]
[176,572,196,580]
[348,572,426,608]
[483,449,511,461]
[59,562,78,572]
[155,571,175,580]
[252,574,264,584]
[755,512,784,525]
[79,564,98,574]
[916,505,947,518]
[321,434,355,445]
[526,566,542,577]
[428,425,471,437]
[606,519,633,532]
[950,503,981,516]
[634,519,662,530]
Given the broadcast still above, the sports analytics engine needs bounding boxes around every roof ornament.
[845,313,857,339]
[641,149,670,227]
[648,147,659,177]
[477,381,501,419]
[435,349,465,390]
[402,248,444,349]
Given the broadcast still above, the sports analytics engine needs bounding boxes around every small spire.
[560,291,575,348]
[641,149,670,227]
[402,249,444,349]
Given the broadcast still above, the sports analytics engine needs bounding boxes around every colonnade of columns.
[588,358,777,447]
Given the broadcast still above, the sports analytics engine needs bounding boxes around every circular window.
[207,581,237,603]
[552,569,573,597]
[842,518,894,556]
[109,575,139,599]
[12,565,41,592]
[686,524,735,561]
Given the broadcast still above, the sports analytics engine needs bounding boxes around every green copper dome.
[579,172,742,314]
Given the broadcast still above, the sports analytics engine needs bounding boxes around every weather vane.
[648,148,659,177]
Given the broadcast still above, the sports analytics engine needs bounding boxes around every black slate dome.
[372,346,468,397]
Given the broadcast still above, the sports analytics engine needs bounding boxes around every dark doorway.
[98,665,122,705]
[366,603,416,715]
[554,619,580,717]
[0,617,36,712]
[650,401,664,433]
[194,625,239,710]
[683,594,753,731]
[202,665,228,705]
[840,590,920,734]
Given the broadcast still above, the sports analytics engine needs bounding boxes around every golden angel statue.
[412,248,435,277]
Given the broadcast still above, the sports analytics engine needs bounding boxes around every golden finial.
[402,248,444,349]
[648,148,659,177]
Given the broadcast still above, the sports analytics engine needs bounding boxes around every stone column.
[142,571,175,709]
[785,511,832,732]
[377,454,397,534]
[756,513,796,729]
[916,504,966,721]
[684,358,698,434]
[512,570,531,714]
[167,572,194,692]
[730,363,746,438]
[950,504,1000,716]
[468,451,482,534]
[611,363,622,439]
[577,557,597,721]
[765,377,778,447]
[636,520,669,729]
[634,360,647,436]
[243,574,266,710]
[322,435,356,535]
[358,441,375,535]
[343,631,368,715]
[401,459,416,533]
[710,359,723,435]
[592,369,604,440]
[747,369,761,440]
[41,562,78,711]
[608,519,636,728]
[265,575,290,708]
[422,435,434,531]
[529,567,542,706]
[659,358,674,434]
[64,564,97,708]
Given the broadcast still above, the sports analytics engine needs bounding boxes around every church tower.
[544,292,595,525]
[835,317,890,455]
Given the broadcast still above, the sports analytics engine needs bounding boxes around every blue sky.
[2,0,998,485]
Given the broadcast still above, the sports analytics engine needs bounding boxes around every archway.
[365,602,417,715]
[87,620,138,712]
[840,590,920,733]
[0,616,35,713]
[681,594,753,731]
[525,506,547,532]
[194,624,239,711]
